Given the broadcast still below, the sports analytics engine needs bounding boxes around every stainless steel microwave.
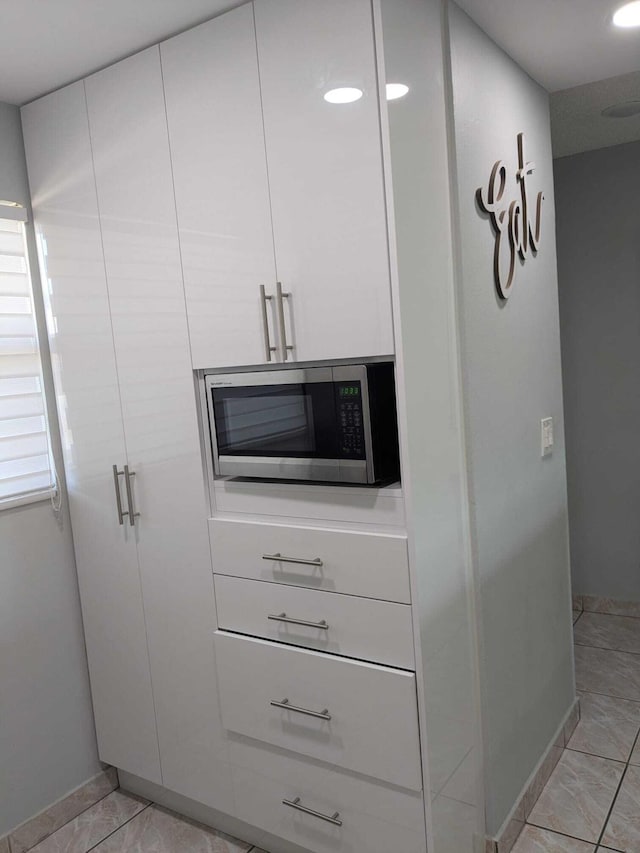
[204,362,400,485]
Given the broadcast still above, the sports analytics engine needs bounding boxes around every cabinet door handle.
[271,698,331,721]
[276,281,294,361]
[268,612,329,630]
[282,797,342,827]
[262,552,323,567]
[259,285,277,362]
[112,465,128,526]
[123,465,140,527]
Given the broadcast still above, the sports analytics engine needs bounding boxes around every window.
[0,212,55,508]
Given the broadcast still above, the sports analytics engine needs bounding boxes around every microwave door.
[209,373,342,481]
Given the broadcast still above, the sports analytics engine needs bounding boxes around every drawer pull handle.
[263,552,323,567]
[270,697,331,721]
[268,612,329,630]
[282,797,342,826]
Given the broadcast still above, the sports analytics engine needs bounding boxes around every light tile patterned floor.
[513,606,640,853]
[16,798,266,853]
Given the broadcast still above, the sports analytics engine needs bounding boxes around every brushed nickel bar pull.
[123,465,140,528]
[270,698,331,721]
[262,552,323,567]
[268,612,329,630]
[259,285,277,362]
[276,280,293,361]
[282,797,342,827]
[112,465,128,526]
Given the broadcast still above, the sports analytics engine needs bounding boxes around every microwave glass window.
[221,392,315,453]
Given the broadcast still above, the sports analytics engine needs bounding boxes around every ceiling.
[0,0,241,106]
[454,0,640,93]
[1,0,639,159]
[551,70,640,158]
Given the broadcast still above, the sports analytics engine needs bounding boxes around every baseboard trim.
[484,697,580,853]
[3,767,117,853]
[576,593,640,619]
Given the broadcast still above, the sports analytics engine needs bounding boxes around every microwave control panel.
[337,382,365,458]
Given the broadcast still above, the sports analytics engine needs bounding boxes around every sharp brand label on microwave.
[476,132,544,301]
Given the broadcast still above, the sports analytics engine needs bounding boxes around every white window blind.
[0,215,54,506]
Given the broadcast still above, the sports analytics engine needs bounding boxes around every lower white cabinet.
[210,517,411,603]
[214,631,422,791]
[214,574,415,669]
[229,738,427,853]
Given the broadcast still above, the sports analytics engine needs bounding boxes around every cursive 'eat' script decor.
[476,132,544,301]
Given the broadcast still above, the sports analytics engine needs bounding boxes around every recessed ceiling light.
[613,1,640,27]
[386,83,410,101]
[0,200,23,208]
[324,87,363,104]
[601,100,640,118]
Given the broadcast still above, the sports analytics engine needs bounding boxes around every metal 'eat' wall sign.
[476,133,544,300]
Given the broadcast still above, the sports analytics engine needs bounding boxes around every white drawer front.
[214,575,415,670]
[209,518,411,603]
[215,632,422,790]
[229,738,427,853]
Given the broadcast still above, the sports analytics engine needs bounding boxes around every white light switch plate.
[541,417,553,457]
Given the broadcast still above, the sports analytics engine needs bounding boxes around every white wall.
[376,2,484,850]
[554,140,640,604]
[448,6,575,836]
[0,101,101,836]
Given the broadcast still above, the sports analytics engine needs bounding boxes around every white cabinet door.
[161,4,278,369]
[21,83,162,783]
[84,48,233,811]
[254,0,395,363]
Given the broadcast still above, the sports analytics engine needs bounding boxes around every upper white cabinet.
[161,5,278,369]
[254,0,395,363]
[83,47,233,811]
[21,83,162,784]
[162,0,394,369]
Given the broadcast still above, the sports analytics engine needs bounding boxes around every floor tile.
[9,767,119,853]
[567,692,640,761]
[527,750,624,843]
[511,825,595,852]
[629,738,640,766]
[91,804,252,853]
[601,765,640,851]
[575,613,640,655]
[574,645,640,701]
[574,611,582,625]
[28,791,148,853]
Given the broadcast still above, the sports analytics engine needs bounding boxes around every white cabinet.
[21,83,162,783]
[214,575,415,669]
[83,47,232,811]
[254,0,395,363]
[161,5,278,369]
[215,631,422,790]
[162,0,394,369]
[229,739,427,853]
[210,517,411,603]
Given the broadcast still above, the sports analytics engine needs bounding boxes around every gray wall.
[449,6,575,835]
[554,141,640,603]
[0,101,101,836]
